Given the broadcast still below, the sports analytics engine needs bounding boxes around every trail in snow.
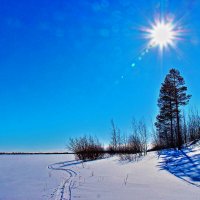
[48,160,81,200]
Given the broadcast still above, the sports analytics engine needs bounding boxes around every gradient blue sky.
[0,0,200,151]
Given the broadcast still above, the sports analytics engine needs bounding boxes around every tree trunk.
[169,98,174,148]
[175,100,182,150]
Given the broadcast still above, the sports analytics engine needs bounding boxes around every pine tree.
[155,76,175,148]
[155,69,191,149]
[166,69,191,149]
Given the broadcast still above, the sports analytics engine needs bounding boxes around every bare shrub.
[106,118,148,161]
[67,135,104,161]
[118,153,140,162]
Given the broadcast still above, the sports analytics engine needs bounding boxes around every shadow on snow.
[157,148,200,187]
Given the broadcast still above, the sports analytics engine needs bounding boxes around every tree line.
[67,118,148,161]
[67,68,200,161]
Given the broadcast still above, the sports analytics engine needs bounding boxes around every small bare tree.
[138,120,148,155]
[110,119,118,151]
[188,108,200,141]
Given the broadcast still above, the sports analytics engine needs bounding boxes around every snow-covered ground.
[0,146,200,200]
[0,154,74,200]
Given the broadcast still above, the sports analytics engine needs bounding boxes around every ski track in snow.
[48,160,79,200]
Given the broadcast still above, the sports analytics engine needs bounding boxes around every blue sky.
[0,0,200,151]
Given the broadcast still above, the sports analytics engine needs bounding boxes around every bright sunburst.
[131,18,185,68]
[143,19,183,52]
[149,22,175,48]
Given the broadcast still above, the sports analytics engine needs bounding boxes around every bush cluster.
[68,136,104,161]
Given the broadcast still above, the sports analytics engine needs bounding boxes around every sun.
[142,19,182,52]
[149,22,175,48]
[131,17,186,67]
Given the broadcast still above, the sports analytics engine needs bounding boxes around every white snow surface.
[0,147,200,200]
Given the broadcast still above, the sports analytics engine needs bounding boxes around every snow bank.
[0,146,200,200]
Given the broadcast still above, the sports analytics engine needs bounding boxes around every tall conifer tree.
[155,69,191,149]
